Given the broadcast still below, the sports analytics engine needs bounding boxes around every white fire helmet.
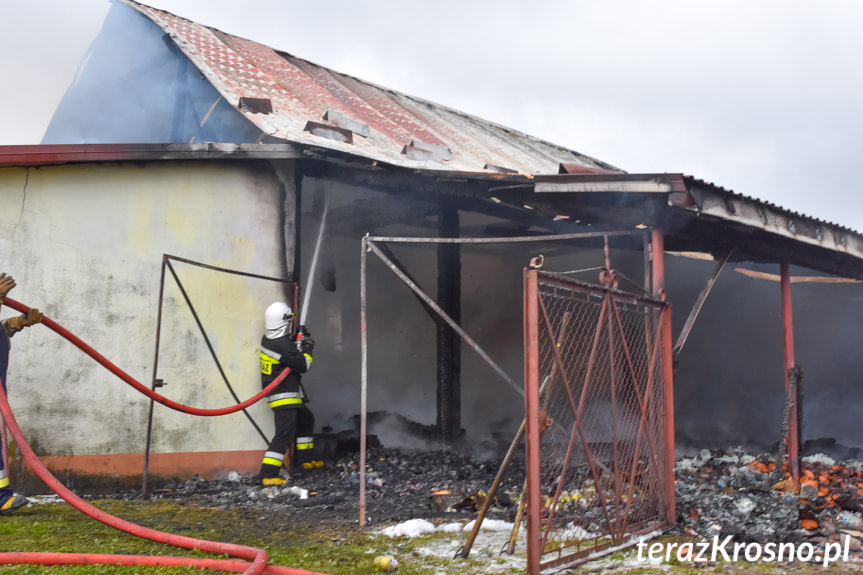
[265,301,293,331]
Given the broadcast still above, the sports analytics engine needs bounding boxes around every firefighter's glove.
[300,336,315,355]
[298,325,311,338]
[23,308,43,326]
[0,274,15,301]
[7,309,42,331]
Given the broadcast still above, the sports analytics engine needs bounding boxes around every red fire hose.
[3,297,288,415]
[0,382,325,574]
[0,298,327,574]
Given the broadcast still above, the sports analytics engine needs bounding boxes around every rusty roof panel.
[121,0,618,175]
[292,60,450,148]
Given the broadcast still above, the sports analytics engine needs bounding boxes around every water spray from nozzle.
[298,187,330,327]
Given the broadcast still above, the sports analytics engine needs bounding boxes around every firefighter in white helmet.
[258,301,319,485]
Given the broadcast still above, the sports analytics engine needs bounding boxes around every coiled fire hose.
[0,297,327,575]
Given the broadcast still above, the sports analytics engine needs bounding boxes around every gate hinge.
[529,254,544,269]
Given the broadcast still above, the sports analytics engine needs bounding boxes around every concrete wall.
[0,160,293,466]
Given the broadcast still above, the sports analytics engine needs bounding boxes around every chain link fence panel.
[527,270,672,569]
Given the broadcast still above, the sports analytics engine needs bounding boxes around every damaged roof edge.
[0,143,306,166]
[531,171,863,272]
[3,143,862,274]
[679,180,863,262]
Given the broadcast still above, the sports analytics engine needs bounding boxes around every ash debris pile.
[675,446,863,552]
[114,414,525,527]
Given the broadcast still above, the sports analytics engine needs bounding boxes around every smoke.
[669,257,863,452]
[42,2,261,145]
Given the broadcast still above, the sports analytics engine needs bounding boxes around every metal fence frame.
[357,231,651,532]
[143,254,297,495]
[523,267,674,572]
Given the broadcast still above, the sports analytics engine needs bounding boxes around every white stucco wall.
[0,160,293,456]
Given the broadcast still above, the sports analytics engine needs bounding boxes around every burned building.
[1,0,862,523]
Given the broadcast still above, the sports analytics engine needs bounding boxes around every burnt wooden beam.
[299,159,570,234]
[673,249,733,362]
[436,197,461,443]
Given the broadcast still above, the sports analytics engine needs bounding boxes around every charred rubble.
[120,446,524,527]
[104,412,863,557]
[674,445,863,553]
[108,413,526,527]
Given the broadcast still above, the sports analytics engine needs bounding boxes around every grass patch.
[0,500,525,574]
[5,501,857,574]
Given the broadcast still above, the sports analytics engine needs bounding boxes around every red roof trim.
[0,143,304,167]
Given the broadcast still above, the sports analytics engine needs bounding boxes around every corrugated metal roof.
[121,0,619,176]
[681,175,861,235]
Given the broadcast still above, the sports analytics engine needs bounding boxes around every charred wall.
[296,177,647,450]
[295,177,863,456]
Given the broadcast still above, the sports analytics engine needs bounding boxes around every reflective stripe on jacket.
[260,333,312,409]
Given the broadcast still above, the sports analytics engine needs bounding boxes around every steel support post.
[652,229,676,524]
[660,305,676,523]
[780,261,800,481]
[524,269,541,575]
[359,236,369,526]
[142,255,168,497]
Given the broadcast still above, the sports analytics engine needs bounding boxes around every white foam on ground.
[374,517,528,573]
[27,494,65,504]
[377,518,438,538]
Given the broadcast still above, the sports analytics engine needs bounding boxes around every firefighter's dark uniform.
[0,321,14,506]
[0,315,34,513]
[258,330,315,479]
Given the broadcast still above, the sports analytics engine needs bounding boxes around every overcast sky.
[3,1,862,230]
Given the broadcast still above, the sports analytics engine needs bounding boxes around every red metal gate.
[523,268,674,572]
